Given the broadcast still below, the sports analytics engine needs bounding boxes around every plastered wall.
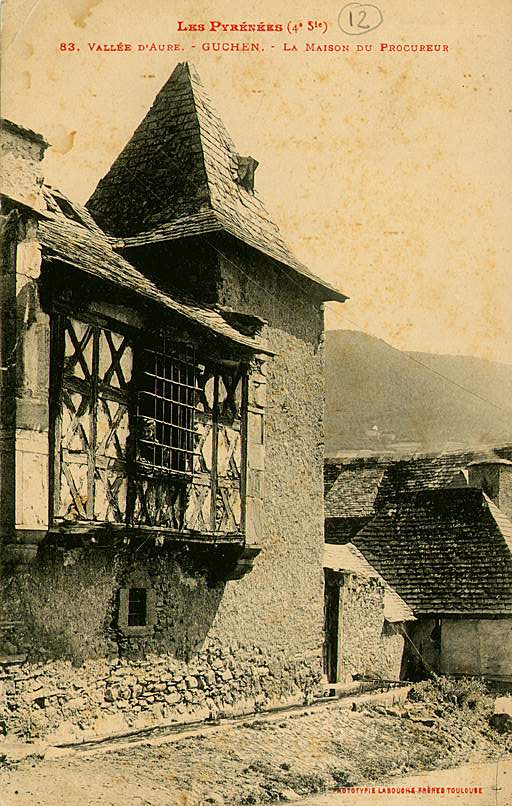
[212,244,326,662]
[440,618,512,678]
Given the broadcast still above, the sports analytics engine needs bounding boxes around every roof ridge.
[183,62,215,215]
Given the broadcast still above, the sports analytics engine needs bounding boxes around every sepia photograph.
[0,0,511,803]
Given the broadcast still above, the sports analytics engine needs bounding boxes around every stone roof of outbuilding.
[325,466,385,518]
[86,62,346,303]
[323,543,415,623]
[374,453,472,509]
[324,450,512,519]
[38,185,272,354]
[353,487,512,615]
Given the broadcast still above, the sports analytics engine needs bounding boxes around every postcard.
[1,0,511,804]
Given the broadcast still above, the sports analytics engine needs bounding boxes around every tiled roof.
[353,487,512,615]
[323,543,415,623]
[325,450,512,514]
[374,454,472,509]
[38,186,272,354]
[325,517,371,545]
[325,466,385,518]
[86,63,346,303]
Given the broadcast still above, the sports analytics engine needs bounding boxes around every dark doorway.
[324,570,342,683]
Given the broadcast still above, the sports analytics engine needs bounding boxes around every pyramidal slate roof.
[86,62,346,302]
[353,487,512,616]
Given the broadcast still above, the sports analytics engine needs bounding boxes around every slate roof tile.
[375,452,484,508]
[324,466,384,518]
[353,487,512,615]
[86,62,346,303]
[38,186,272,354]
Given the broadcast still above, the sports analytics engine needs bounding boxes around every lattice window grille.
[137,342,198,475]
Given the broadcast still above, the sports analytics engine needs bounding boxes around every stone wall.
[0,122,47,213]
[0,543,321,740]
[1,200,329,738]
[0,646,317,744]
[339,574,406,681]
[498,468,512,521]
[214,242,326,661]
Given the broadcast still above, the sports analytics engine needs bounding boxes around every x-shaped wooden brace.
[97,397,128,459]
[102,331,130,388]
[64,321,93,380]
[94,467,125,522]
[61,389,90,452]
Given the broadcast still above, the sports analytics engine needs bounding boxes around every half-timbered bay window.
[52,315,248,537]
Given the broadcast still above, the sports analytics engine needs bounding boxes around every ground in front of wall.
[0,679,510,806]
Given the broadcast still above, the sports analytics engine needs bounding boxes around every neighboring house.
[324,458,387,544]
[324,451,512,684]
[0,62,346,739]
[323,542,414,683]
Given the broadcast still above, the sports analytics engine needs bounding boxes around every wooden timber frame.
[48,296,254,550]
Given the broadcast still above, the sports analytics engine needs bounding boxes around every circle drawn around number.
[338,2,383,35]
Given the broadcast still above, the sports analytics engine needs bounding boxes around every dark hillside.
[325,330,512,456]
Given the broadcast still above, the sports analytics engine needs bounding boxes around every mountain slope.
[325,330,512,455]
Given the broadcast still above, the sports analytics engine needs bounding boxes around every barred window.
[127,587,147,627]
[137,341,197,474]
[133,343,247,534]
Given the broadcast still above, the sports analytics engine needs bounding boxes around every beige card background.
[2,0,511,364]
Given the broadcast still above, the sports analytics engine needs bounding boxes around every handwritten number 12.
[349,10,371,30]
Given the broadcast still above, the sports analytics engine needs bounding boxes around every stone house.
[0,62,346,741]
[325,451,512,685]
[323,542,414,683]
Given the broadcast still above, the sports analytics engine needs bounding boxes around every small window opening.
[128,587,147,627]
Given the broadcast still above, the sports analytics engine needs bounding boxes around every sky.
[2,0,512,363]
